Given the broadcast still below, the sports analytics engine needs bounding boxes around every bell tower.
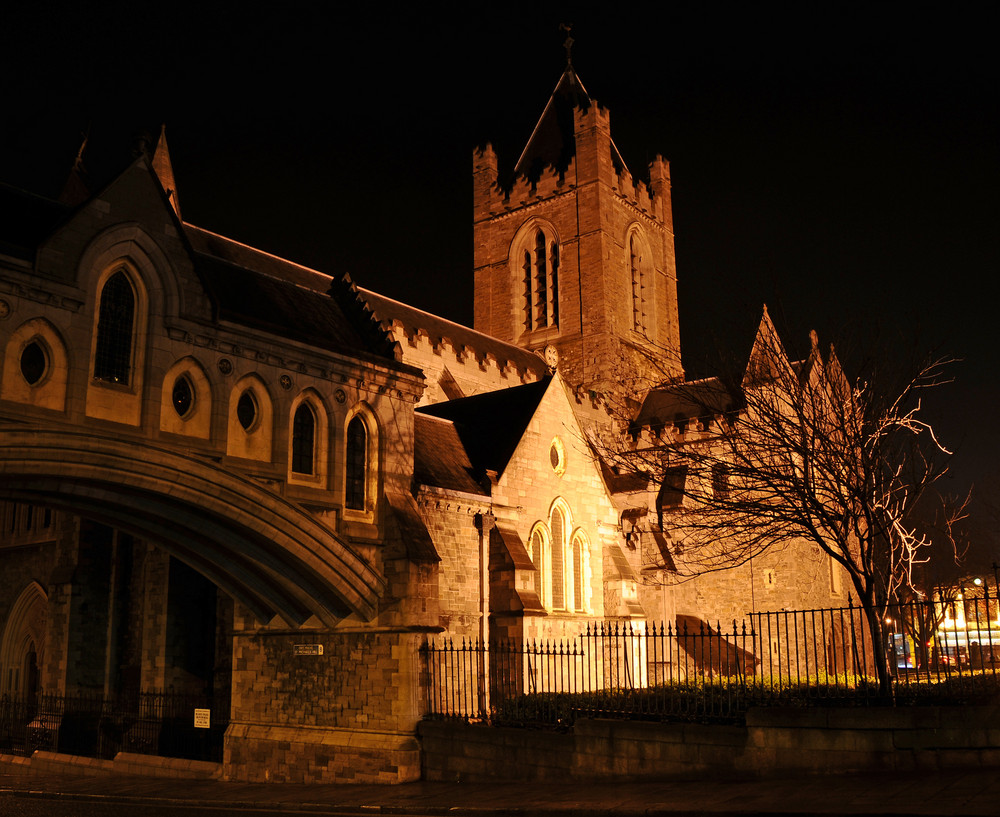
[473,63,682,395]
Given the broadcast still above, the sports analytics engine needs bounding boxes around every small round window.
[19,341,47,385]
[549,437,566,477]
[236,390,258,431]
[172,375,194,418]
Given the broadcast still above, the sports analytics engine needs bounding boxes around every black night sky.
[3,7,997,532]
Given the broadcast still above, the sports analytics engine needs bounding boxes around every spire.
[58,133,90,206]
[151,124,181,218]
[513,32,627,183]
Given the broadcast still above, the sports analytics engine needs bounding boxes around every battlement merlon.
[473,143,501,220]
[648,155,673,229]
[573,101,614,182]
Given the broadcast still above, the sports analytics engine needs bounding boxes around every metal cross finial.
[559,22,574,66]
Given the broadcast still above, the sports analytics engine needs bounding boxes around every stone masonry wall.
[420,706,1000,782]
[225,626,425,782]
[415,496,485,638]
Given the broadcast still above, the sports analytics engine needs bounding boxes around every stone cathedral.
[0,59,847,782]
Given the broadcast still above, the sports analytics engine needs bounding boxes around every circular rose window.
[549,437,566,477]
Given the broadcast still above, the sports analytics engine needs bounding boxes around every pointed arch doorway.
[0,581,47,699]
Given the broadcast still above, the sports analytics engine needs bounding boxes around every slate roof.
[413,413,487,496]
[185,225,401,362]
[0,173,402,365]
[634,376,739,430]
[359,288,549,379]
[416,378,550,483]
[513,66,627,183]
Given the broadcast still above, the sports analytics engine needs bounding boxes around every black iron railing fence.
[0,690,226,762]
[423,586,1000,725]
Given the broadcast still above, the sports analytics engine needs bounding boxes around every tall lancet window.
[345,415,368,511]
[630,234,647,335]
[94,270,135,384]
[521,228,559,332]
[291,403,316,475]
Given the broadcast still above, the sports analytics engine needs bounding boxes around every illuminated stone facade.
[0,65,847,784]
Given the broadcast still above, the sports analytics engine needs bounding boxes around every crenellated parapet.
[361,294,548,401]
[475,154,577,221]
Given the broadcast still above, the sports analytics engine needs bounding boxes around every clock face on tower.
[543,344,559,370]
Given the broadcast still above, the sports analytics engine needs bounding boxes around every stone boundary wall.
[419,706,1000,782]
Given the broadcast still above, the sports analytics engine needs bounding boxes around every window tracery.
[517,225,559,333]
[629,233,647,335]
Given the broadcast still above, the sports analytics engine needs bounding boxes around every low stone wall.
[419,705,1000,782]
[224,723,420,783]
[0,750,221,779]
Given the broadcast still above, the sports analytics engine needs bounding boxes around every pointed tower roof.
[151,124,180,218]
[58,135,91,206]
[513,65,628,182]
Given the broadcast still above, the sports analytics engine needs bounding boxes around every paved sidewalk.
[4,763,1000,816]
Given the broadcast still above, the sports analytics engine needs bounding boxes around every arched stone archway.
[0,427,385,627]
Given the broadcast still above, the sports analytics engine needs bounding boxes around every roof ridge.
[185,223,334,289]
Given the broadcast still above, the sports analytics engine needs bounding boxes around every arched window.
[160,358,212,439]
[345,415,368,511]
[520,227,559,332]
[629,233,647,335]
[528,525,547,603]
[172,374,194,418]
[94,270,135,384]
[19,341,47,386]
[236,390,258,430]
[291,403,316,475]
[550,506,566,610]
[572,534,584,611]
[2,319,69,412]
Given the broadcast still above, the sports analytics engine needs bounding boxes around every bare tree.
[600,309,965,695]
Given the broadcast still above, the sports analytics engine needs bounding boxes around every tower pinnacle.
[151,124,181,218]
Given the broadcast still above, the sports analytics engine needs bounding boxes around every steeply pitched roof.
[413,413,487,496]
[186,225,401,362]
[635,376,738,429]
[514,66,627,182]
[417,378,551,482]
[742,305,795,388]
